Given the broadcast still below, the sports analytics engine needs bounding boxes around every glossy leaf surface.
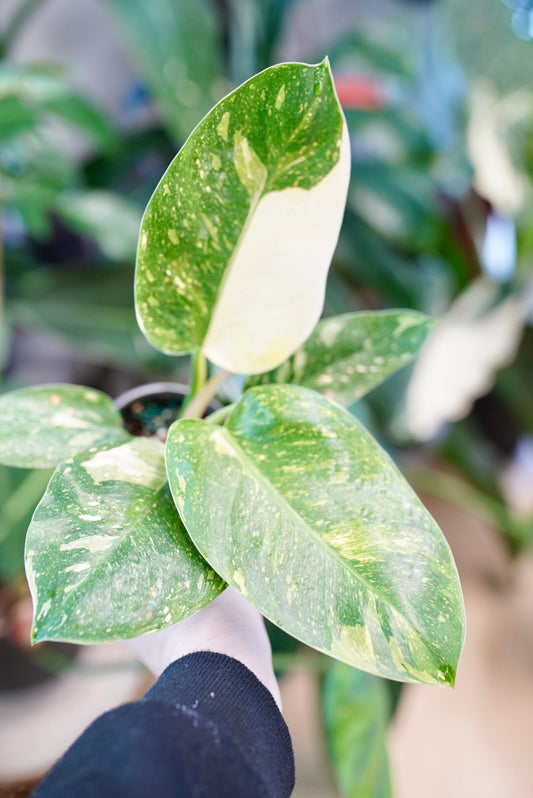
[136,60,350,374]
[0,385,129,469]
[27,437,225,643]
[167,385,465,684]
[246,310,434,405]
[323,661,392,798]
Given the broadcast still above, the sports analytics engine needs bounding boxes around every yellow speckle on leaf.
[168,229,179,245]
[233,131,267,197]
[217,112,230,141]
[232,569,248,596]
[332,624,376,667]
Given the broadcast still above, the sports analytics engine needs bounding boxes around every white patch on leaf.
[82,440,166,490]
[64,562,91,574]
[203,122,351,374]
[209,429,238,458]
[319,318,343,348]
[50,412,93,429]
[60,535,120,553]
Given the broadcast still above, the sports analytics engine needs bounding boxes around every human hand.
[124,587,281,709]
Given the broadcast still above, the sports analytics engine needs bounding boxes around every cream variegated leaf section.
[136,60,350,374]
[203,125,351,373]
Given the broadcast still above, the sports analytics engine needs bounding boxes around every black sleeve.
[31,651,295,798]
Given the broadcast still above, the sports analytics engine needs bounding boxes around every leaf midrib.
[201,77,340,346]
[210,424,443,667]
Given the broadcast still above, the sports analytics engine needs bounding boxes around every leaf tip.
[437,663,456,688]
[31,623,45,645]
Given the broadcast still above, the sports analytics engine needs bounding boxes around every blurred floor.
[389,497,533,798]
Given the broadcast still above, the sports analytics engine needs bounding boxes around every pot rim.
[113,382,191,410]
[113,382,222,412]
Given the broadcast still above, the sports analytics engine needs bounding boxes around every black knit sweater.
[32,652,295,797]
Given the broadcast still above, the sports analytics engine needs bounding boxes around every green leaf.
[41,94,116,151]
[27,437,225,643]
[0,95,39,140]
[0,385,129,468]
[246,310,434,405]
[166,385,465,685]
[0,466,52,580]
[9,267,172,372]
[136,59,350,374]
[323,661,393,798]
[0,64,116,149]
[102,0,222,143]
[0,130,77,236]
[54,190,142,261]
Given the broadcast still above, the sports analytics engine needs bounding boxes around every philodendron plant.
[0,60,465,686]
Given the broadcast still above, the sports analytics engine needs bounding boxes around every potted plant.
[0,60,465,689]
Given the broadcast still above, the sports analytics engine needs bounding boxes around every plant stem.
[1,0,52,55]
[205,403,235,426]
[180,370,229,420]
[190,350,207,396]
[180,349,208,414]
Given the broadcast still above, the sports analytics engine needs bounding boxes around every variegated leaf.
[0,385,129,468]
[27,437,225,643]
[136,59,350,374]
[246,310,434,405]
[166,384,465,685]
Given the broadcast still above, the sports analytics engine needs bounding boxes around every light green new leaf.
[166,385,464,684]
[246,310,434,405]
[323,661,392,798]
[136,60,350,374]
[27,437,225,643]
[0,385,129,468]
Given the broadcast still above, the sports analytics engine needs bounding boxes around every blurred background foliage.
[1,0,532,794]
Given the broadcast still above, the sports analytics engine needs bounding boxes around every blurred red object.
[333,74,386,110]
[7,596,33,649]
